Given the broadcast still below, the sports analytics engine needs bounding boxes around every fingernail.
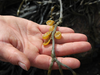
[18,62,28,71]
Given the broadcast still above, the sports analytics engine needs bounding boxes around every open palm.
[0,16,91,70]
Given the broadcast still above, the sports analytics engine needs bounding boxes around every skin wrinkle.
[9,35,22,51]
[66,33,83,42]
[9,33,23,51]
[71,42,76,54]
[29,38,40,53]
[37,25,45,37]
[55,44,63,56]
[41,44,52,55]
[27,34,42,53]
[73,33,87,41]
[23,40,38,67]
[40,45,43,54]
[55,33,84,44]
[3,17,19,32]
[30,54,37,67]
[9,36,17,48]
[17,40,23,51]
[55,44,66,56]
[32,54,48,69]
[69,33,72,42]
[65,42,80,55]
[0,17,25,51]
[25,23,40,56]
[25,23,41,55]
[57,26,75,33]
[71,42,88,55]
[1,43,19,65]
[0,42,6,60]
[15,21,26,52]
[37,26,44,52]
[38,25,50,34]
[27,22,43,52]
[65,43,74,55]
[52,44,68,56]
[0,23,23,51]
[7,49,17,64]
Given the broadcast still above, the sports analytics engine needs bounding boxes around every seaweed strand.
[47,0,77,75]
[17,0,25,16]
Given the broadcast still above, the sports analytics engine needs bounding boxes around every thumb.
[0,42,30,71]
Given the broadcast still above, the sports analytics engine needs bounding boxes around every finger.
[0,42,30,71]
[55,33,87,44]
[41,42,91,56]
[31,54,80,69]
[38,25,74,34]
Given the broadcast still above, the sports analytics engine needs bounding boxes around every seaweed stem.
[17,0,25,16]
[47,0,77,75]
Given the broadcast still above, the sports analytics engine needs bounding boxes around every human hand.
[0,16,91,71]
